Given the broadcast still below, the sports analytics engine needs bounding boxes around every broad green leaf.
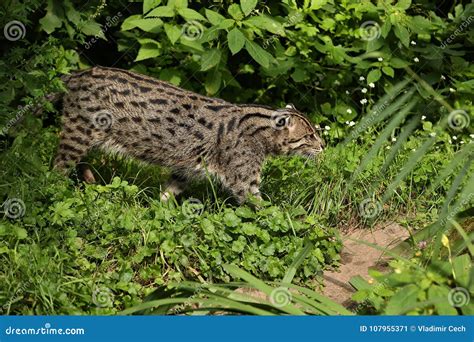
[244,15,285,35]
[177,8,206,21]
[205,70,222,95]
[135,39,161,61]
[240,0,257,17]
[121,14,141,30]
[245,40,272,68]
[382,66,394,77]
[143,0,161,14]
[228,4,244,20]
[122,18,163,33]
[367,69,382,83]
[218,19,235,30]
[396,0,411,11]
[168,0,187,8]
[200,49,222,71]
[227,28,246,55]
[164,23,182,44]
[428,285,457,315]
[385,284,419,314]
[390,57,408,68]
[39,0,63,34]
[80,21,105,38]
[310,0,329,9]
[394,24,410,47]
[205,9,226,25]
[146,6,175,18]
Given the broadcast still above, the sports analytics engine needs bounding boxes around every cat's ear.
[285,103,295,110]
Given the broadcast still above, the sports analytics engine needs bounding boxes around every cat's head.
[271,104,325,158]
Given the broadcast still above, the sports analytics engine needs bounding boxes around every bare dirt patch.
[323,222,410,306]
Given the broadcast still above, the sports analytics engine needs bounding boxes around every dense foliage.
[0,0,472,315]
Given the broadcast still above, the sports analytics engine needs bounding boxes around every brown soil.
[323,222,410,306]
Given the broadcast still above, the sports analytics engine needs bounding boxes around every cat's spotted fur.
[54,66,324,203]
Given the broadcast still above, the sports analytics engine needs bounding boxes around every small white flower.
[346,109,352,114]
[323,131,328,135]
[345,121,349,124]
[315,124,320,129]
[411,41,417,45]
[452,136,457,140]
[334,80,340,85]
[378,57,383,62]
[368,82,375,88]
[449,88,455,92]
[360,99,368,104]
[386,146,391,150]
[429,132,436,137]
[361,88,367,93]
[460,140,465,144]
[324,125,331,131]
[441,75,446,80]
[359,76,365,81]
[413,57,419,62]
[412,149,416,152]
[391,137,397,142]
[449,139,452,144]
[421,115,426,120]
[349,121,355,127]
[436,146,439,150]
[469,134,474,139]
[345,90,350,95]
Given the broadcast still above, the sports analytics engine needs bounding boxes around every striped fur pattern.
[54,66,324,203]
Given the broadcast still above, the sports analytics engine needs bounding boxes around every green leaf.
[205,9,226,25]
[244,15,285,35]
[218,19,235,30]
[80,21,105,39]
[143,0,161,14]
[177,8,206,21]
[227,28,246,55]
[228,4,244,20]
[245,40,272,68]
[396,0,411,11]
[39,0,63,34]
[394,24,410,47]
[135,39,161,61]
[200,49,222,71]
[382,66,394,77]
[205,70,222,95]
[390,57,409,68]
[367,69,382,84]
[121,18,163,33]
[164,23,182,44]
[146,6,175,18]
[240,0,258,17]
[385,284,419,314]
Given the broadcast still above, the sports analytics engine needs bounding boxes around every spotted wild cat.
[53,66,324,203]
